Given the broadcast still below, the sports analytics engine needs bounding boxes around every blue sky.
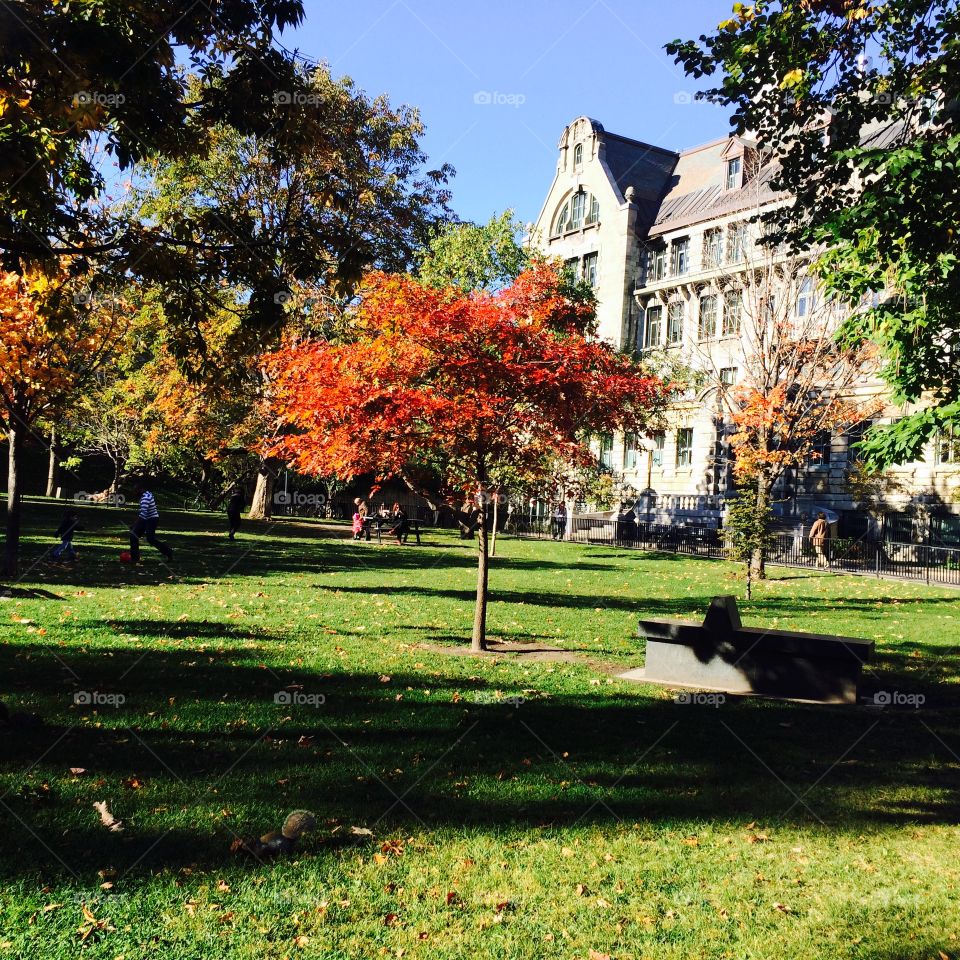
[287,0,735,226]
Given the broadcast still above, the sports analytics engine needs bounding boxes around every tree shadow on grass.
[2,641,960,880]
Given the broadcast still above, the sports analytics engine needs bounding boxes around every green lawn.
[1,501,959,959]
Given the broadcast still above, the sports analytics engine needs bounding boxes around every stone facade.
[533,117,960,536]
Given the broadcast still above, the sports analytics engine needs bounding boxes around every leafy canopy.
[668,1,960,467]
[262,262,666,498]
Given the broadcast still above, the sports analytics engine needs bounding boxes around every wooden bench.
[622,595,874,704]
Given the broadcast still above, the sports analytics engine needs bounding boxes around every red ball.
[119,551,132,563]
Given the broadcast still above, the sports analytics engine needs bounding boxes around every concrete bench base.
[627,595,874,705]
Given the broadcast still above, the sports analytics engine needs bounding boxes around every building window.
[624,433,639,470]
[564,257,579,281]
[582,252,599,288]
[586,194,600,225]
[727,223,747,263]
[652,431,665,468]
[574,143,584,168]
[796,277,816,318]
[846,419,872,462]
[703,228,723,268]
[722,291,742,336]
[670,237,690,276]
[599,433,614,470]
[937,424,960,464]
[698,295,718,340]
[647,245,667,282]
[570,191,586,230]
[643,305,663,350]
[553,202,569,236]
[725,156,742,190]
[676,428,694,467]
[667,301,684,345]
[810,430,832,466]
[719,366,737,387]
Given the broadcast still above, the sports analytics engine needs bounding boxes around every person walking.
[809,511,829,568]
[226,487,244,540]
[551,502,567,540]
[130,481,174,563]
[51,508,82,563]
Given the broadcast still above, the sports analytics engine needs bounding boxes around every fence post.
[875,542,880,578]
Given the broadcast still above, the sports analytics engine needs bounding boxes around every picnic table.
[362,516,424,544]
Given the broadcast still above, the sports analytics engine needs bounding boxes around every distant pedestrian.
[226,488,244,540]
[552,502,567,540]
[51,509,81,563]
[809,511,829,568]
[130,481,174,563]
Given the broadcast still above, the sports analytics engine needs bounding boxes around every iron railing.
[506,515,960,586]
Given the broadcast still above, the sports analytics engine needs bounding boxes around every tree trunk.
[750,476,771,581]
[490,493,499,557]
[472,501,489,652]
[248,458,281,520]
[45,425,58,498]
[4,424,24,577]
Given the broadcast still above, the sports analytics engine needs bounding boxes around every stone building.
[532,116,960,540]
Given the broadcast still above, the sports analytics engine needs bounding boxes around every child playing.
[51,509,81,563]
[352,510,364,540]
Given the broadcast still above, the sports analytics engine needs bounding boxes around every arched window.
[553,202,569,236]
[553,191,599,236]
[586,194,600,225]
[570,191,586,230]
[573,143,584,167]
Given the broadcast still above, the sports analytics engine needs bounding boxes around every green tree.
[0,0,304,265]
[668,1,960,467]
[417,211,530,292]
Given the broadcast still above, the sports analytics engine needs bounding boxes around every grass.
[1,500,959,959]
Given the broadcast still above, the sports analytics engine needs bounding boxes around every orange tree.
[0,268,128,575]
[262,262,666,651]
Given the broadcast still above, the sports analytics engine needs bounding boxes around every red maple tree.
[262,262,666,650]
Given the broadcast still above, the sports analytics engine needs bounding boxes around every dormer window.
[725,156,742,191]
[573,143,584,168]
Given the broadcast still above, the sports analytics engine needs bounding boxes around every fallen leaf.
[92,800,123,833]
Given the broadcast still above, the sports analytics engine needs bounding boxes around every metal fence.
[506,515,960,587]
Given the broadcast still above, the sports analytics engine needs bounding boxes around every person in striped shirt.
[130,481,174,562]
